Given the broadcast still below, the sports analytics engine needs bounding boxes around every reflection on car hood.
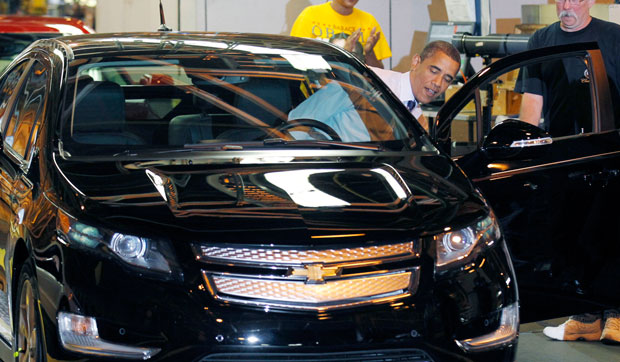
[54,153,484,242]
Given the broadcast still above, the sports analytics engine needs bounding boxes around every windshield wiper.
[263,138,382,151]
[107,144,245,158]
[183,143,244,150]
[104,140,381,160]
[112,148,194,158]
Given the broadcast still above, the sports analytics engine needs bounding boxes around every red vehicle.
[0,15,93,71]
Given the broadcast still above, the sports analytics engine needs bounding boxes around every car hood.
[53,153,486,243]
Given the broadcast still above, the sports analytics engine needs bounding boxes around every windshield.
[59,47,435,158]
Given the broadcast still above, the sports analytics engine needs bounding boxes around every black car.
[4,30,605,362]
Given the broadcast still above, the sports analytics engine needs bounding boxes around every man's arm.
[344,28,384,68]
[519,92,543,127]
[364,49,383,68]
[363,28,383,68]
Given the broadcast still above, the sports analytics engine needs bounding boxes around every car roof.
[48,31,346,59]
[0,15,92,34]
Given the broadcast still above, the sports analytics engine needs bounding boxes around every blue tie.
[406,100,416,112]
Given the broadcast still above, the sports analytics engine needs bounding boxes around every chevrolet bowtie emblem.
[290,264,341,284]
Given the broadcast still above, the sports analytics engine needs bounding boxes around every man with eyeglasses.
[516,0,620,344]
[518,0,620,135]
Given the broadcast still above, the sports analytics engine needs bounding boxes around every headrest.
[73,81,125,133]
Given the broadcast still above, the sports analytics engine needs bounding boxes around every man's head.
[555,0,594,32]
[409,41,461,104]
[331,0,359,15]
[333,0,359,8]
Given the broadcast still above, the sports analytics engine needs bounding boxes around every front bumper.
[37,239,518,362]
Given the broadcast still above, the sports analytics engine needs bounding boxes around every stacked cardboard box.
[445,78,522,117]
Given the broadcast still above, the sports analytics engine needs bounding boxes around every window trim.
[2,55,51,172]
[433,43,613,156]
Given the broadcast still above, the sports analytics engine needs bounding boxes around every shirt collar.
[399,71,416,105]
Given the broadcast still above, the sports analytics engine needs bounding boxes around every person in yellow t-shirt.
[290,0,391,68]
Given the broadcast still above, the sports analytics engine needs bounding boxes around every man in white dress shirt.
[369,41,461,130]
[287,41,460,141]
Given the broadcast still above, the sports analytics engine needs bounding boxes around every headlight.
[57,210,180,278]
[435,213,501,270]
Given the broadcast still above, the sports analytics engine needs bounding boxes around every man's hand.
[364,27,380,56]
[343,28,383,68]
[343,29,362,53]
[362,27,383,68]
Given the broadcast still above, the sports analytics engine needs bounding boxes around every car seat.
[216,78,292,141]
[72,80,145,145]
[168,113,213,145]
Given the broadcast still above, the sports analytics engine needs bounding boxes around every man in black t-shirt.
[516,0,620,344]
[516,0,620,136]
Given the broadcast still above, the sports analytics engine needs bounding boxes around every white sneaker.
[542,318,602,341]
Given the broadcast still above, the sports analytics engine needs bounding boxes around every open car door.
[431,42,620,322]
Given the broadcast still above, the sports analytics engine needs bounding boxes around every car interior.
[64,58,409,150]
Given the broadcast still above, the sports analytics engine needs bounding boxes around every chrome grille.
[204,269,418,309]
[196,242,421,310]
[195,241,418,266]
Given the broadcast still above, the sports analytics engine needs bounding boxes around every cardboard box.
[450,118,476,144]
[428,0,448,21]
[445,83,522,116]
[445,84,476,112]
[515,23,547,34]
[498,69,520,85]
[496,18,521,34]
[493,88,522,116]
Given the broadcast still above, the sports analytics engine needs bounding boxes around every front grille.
[199,349,435,362]
[195,241,419,266]
[204,268,418,310]
[195,242,421,310]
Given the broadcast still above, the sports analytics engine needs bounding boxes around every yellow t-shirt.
[290,2,392,61]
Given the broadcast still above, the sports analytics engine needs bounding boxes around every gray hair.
[420,40,461,65]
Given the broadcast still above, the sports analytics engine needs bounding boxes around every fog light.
[455,302,519,352]
[58,312,160,360]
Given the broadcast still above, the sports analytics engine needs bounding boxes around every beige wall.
[96,0,549,71]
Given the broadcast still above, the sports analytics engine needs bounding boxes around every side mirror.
[482,119,552,160]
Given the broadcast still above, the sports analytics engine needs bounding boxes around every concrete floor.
[517,317,620,362]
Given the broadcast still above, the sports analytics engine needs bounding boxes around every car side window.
[3,60,48,161]
[0,61,29,130]
[443,54,594,158]
[443,68,525,157]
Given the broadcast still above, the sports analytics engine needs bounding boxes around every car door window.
[444,54,594,158]
[0,61,29,129]
[3,60,48,162]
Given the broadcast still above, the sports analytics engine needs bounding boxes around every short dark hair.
[420,40,461,65]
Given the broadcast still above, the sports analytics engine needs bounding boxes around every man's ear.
[410,54,421,71]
